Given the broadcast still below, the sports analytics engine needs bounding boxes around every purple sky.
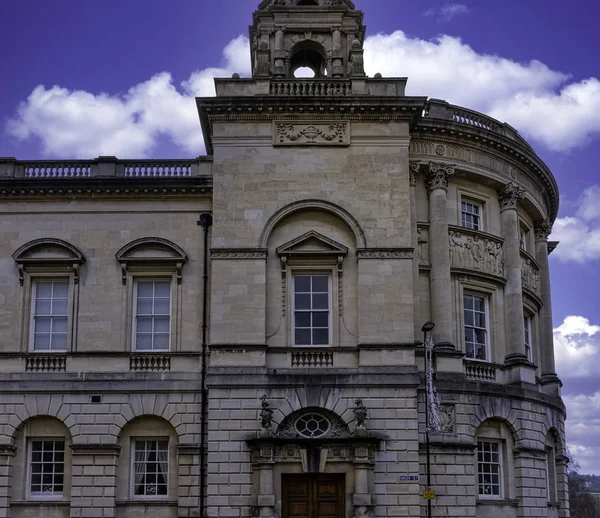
[1,0,600,472]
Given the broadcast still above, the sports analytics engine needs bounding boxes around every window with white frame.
[464,293,488,361]
[29,440,65,498]
[31,281,69,352]
[132,439,169,498]
[461,201,482,230]
[134,280,171,351]
[524,314,533,362]
[477,441,503,498]
[293,274,330,346]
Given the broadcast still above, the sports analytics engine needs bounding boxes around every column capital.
[498,182,526,211]
[426,162,455,192]
[534,219,553,242]
[409,160,421,186]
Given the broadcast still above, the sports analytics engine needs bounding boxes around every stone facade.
[0,1,567,517]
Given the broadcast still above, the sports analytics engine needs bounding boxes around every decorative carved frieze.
[449,230,504,277]
[211,249,268,260]
[438,404,455,434]
[498,182,526,211]
[417,227,429,266]
[521,256,541,297]
[357,248,413,259]
[534,219,553,242]
[274,121,349,146]
[426,162,455,192]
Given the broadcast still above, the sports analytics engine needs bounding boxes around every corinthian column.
[535,220,559,385]
[426,162,455,347]
[499,183,528,366]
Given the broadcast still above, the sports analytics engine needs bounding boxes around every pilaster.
[426,162,455,348]
[535,220,561,396]
[0,446,14,518]
[410,161,421,342]
[499,183,534,384]
[70,444,120,518]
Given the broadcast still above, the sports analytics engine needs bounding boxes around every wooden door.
[282,474,345,518]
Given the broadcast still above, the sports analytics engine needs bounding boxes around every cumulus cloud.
[550,185,600,263]
[423,3,470,22]
[7,28,600,157]
[5,36,250,158]
[554,315,600,381]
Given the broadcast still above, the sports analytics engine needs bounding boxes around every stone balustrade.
[521,251,541,298]
[0,157,212,179]
[291,349,334,368]
[464,360,499,382]
[25,355,67,372]
[448,226,505,278]
[130,354,171,372]
[423,99,534,151]
[270,79,352,96]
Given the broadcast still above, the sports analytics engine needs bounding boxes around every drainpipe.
[197,213,212,518]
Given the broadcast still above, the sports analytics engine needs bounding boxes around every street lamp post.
[421,321,436,518]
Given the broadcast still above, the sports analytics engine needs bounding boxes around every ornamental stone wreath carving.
[274,121,349,146]
[449,230,504,277]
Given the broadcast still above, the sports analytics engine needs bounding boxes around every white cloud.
[424,3,470,22]
[7,27,600,157]
[554,315,600,380]
[550,185,600,263]
[5,36,250,159]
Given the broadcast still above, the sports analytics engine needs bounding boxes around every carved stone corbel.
[409,160,421,187]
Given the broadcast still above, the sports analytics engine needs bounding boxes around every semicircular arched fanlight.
[294,412,331,438]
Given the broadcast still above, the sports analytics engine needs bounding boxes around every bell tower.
[250,0,366,78]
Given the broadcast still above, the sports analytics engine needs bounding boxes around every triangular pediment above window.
[276,231,348,258]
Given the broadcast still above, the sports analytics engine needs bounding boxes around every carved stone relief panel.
[439,404,455,434]
[417,227,429,267]
[521,256,541,298]
[274,121,350,146]
[448,229,504,278]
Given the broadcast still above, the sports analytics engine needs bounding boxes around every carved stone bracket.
[356,248,413,259]
[448,228,504,278]
[498,182,526,211]
[211,249,268,260]
[534,219,553,242]
[438,404,456,434]
[274,121,349,146]
[426,162,455,192]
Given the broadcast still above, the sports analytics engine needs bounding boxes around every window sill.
[12,500,70,507]
[116,500,177,507]
[476,498,519,507]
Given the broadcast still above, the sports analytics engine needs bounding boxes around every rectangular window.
[29,440,65,498]
[461,201,481,230]
[134,280,171,351]
[520,228,528,251]
[524,315,532,362]
[132,439,169,498]
[31,281,69,351]
[464,293,488,361]
[478,441,502,497]
[293,275,330,346]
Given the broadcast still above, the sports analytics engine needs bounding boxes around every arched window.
[117,416,178,502]
[475,419,516,500]
[545,430,559,503]
[11,416,73,502]
[290,43,327,78]
[276,407,350,439]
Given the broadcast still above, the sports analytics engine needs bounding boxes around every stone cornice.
[0,177,212,198]
[197,95,427,154]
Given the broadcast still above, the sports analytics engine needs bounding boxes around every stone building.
[0,0,568,517]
